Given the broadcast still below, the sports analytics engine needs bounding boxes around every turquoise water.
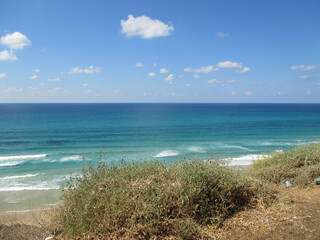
[0,103,320,210]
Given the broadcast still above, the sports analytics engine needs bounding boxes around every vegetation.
[251,143,320,185]
[53,159,267,239]
[52,143,320,239]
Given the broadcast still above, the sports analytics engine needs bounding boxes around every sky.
[0,0,319,103]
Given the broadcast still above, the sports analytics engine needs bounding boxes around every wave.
[60,155,82,162]
[0,161,21,167]
[188,146,206,153]
[0,154,46,161]
[223,144,252,151]
[224,154,271,166]
[0,173,38,180]
[0,186,60,192]
[154,150,179,158]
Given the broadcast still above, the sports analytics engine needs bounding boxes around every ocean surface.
[0,103,320,211]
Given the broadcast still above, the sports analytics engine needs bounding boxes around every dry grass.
[251,144,320,185]
[51,159,268,239]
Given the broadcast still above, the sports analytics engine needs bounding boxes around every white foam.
[188,146,207,153]
[60,155,82,162]
[224,154,271,166]
[154,150,179,158]
[275,150,284,152]
[0,154,46,161]
[0,161,21,167]
[0,186,60,192]
[0,174,38,180]
[223,144,252,151]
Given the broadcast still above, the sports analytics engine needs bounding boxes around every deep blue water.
[0,103,320,195]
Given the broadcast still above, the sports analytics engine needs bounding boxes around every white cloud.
[165,74,174,81]
[299,75,309,79]
[68,66,101,74]
[232,91,236,95]
[0,50,17,61]
[49,88,61,95]
[148,72,156,77]
[121,15,174,39]
[160,68,168,74]
[83,83,89,87]
[193,74,200,78]
[208,79,220,84]
[186,83,191,87]
[4,87,23,93]
[143,92,147,96]
[216,32,228,38]
[194,65,219,73]
[227,79,241,84]
[153,63,157,67]
[244,91,252,96]
[34,69,40,73]
[0,72,7,78]
[40,82,45,86]
[184,67,193,72]
[306,90,311,95]
[48,77,60,82]
[28,86,38,90]
[29,75,38,80]
[217,61,242,68]
[135,62,143,67]
[236,67,250,73]
[1,32,31,49]
[291,65,317,71]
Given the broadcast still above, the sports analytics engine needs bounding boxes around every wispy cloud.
[0,72,7,78]
[194,65,219,73]
[216,32,228,38]
[165,74,174,81]
[306,90,311,95]
[48,77,60,82]
[4,87,23,93]
[299,75,309,79]
[208,79,220,84]
[121,15,174,39]
[160,68,169,74]
[29,75,38,80]
[217,61,242,68]
[291,65,317,71]
[148,72,156,77]
[135,62,143,67]
[68,66,101,74]
[244,91,252,96]
[236,67,250,73]
[34,69,40,73]
[83,83,89,87]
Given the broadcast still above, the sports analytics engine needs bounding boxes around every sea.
[0,103,320,211]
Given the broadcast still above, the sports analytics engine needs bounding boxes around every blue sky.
[0,0,319,103]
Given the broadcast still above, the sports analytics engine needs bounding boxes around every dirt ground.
[211,184,320,240]
[1,185,320,240]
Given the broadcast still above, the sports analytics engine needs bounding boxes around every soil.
[210,184,320,240]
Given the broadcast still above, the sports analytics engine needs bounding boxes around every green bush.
[54,159,259,239]
[251,143,320,185]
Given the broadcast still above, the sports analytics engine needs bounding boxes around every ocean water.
[0,103,320,210]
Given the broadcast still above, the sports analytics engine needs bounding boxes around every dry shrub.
[52,159,261,239]
[251,143,320,185]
